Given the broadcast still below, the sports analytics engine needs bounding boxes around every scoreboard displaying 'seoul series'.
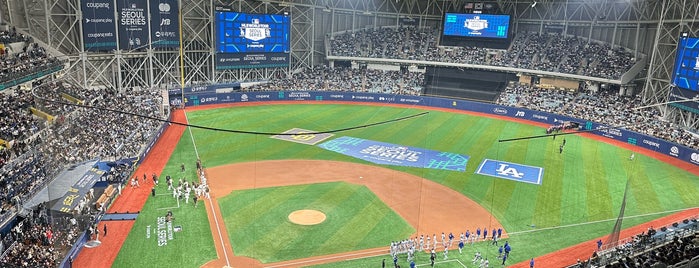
[214,7,290,70]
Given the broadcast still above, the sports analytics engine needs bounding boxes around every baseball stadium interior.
[0,0,698,267]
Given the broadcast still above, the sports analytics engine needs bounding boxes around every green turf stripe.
[269,183,364,255]
[223,185,318,249]
[582,140,613,222]
[557,136,587,225]
[313,197,389,254]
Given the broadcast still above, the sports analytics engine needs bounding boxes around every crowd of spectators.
[497,83,699,150]
[0,203,84,267]
[0,27,31,45]
[36,84,163,164]
[0,30,165,266]
[569,224,698,268]
[246,65,424,95]
[329,27,637,80]
[0,89,43,143]
[0,42,62,86]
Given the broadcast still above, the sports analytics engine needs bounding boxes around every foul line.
[183,110,230,268]
[183,111,200,158]
[509,207,698,236]
[265,248,387,268]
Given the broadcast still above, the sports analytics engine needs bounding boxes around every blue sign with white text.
[81,0,117,51]
[318,136,469,171]
[149,0,180,48]
[117,0,150,50]
[475,159,543,185]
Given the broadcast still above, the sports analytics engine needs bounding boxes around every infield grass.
[115,103,699,267]
[219,182,414,262]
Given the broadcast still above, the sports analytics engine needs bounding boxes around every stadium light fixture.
[531,1,537,7]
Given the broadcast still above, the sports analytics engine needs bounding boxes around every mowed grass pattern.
[114,103,699,267]
[185,104,699,264]
[218,182,414,262]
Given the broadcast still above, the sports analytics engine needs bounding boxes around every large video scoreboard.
[669,36,699,114]
[214,8,290,69]
[442,13,510,39]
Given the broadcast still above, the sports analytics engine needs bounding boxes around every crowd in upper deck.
[330,27,636,80]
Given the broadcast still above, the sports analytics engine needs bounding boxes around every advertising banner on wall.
[149,0,180,48]
[81,0,118,51]
[117,0,150,50]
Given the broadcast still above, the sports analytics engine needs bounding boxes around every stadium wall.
[168,88,699,167]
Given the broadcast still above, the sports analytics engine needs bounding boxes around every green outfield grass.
[219,182,414,262]
[115,103,699,267]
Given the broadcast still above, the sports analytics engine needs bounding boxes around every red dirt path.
[202,160,506,268]
[73,109,188,268]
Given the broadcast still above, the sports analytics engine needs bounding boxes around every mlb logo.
[475,159,543,185]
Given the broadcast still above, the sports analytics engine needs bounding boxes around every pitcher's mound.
[288,210,326,225]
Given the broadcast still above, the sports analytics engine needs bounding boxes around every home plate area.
[271,128,334,145]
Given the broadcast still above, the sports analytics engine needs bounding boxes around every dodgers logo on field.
[495,163,524,178]
[475,159,543,185]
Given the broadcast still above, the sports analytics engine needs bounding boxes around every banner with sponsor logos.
[117,0,150,50]
[170,90,699,167]
[318,136,470,171]
[51,168,103,213]
[149,0,180,48]
[81,0,118,51]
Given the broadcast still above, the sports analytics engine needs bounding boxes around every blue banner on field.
[149,0,180,48]
[475,159,543,185]
[117,0,149,50]
[51,168,104,213]
[81,0,117,51]
[318,136,469,171]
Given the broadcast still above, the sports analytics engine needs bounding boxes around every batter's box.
[271,128,334,145]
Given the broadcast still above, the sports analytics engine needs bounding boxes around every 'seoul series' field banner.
[149,0,180,48]
[117,0,149,50]
[318,136,469,171]
[81,0,117,51]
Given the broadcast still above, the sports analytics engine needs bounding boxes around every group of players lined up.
[389,228,512,268]
[129,162,211,208]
